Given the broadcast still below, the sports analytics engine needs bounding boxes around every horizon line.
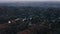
[0,1,60,3]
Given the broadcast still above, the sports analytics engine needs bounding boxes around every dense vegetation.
[0,6,60,34]
[0,6,60,24]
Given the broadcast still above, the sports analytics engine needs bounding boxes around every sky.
[0,0,60,2]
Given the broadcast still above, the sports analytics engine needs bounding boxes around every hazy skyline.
[0,0,60,2]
